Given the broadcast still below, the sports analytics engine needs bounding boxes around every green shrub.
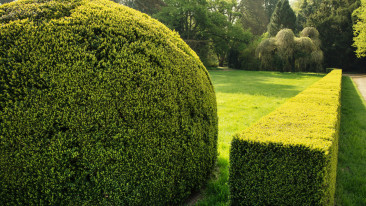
[0,0,218,205]
[237,36,261,70]
[229,70,342,205]
[229,34,261,70]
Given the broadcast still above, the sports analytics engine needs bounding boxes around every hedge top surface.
[235,70,342,152]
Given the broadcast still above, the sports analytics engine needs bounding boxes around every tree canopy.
[353,0,366,58]
[152,0,252,67]
[302,0,362,71]
[238,0,279,35]
[267,0,297,36]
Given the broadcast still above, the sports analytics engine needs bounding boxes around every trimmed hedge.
[0,0,218,205]
[229,70,342,205]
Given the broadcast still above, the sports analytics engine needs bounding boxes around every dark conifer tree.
[304,0,366,72]
[267,0,296,36]
[264,0,279,21]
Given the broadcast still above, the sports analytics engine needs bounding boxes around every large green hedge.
[229,70,342,205]
[0,0,218,205]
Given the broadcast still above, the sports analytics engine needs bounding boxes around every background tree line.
[1,0,365,72]
[113,0,366,72]
[114,0,283,68]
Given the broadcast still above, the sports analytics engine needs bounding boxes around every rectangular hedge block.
[229,70,342,206]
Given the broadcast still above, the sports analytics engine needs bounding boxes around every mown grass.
[194,70,324,205]
[335,77,366,206]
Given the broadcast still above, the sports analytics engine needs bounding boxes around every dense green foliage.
[267,0,296,36]
[117,0,254,67]
[257,27,323,72]
[264,0,280,23]
[229,35,263,70]
[239,0,268,35]
[239,0,279,35]
[296,0,366,72]
[353,0,366,58]
[294,0,315,31]
[117,0,366,71]
[229,70,342,205]
[336,76,366,205]
[153,0,252,67]
[0,0,218,205]
[206,1,253,67]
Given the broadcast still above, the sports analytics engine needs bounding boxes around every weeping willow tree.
[256,27,323,72]
[275,29,296,71]
[297,27,323,72]
[256,38,279,70]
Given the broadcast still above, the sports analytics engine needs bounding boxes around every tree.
[153,0,215,66]
[154,0,252,67]
[207,0,252,67]
[264,0,280,21]
[239,0,270,35]
[303,0,365,71]
[154,0,209,41]
[353,0,366,58]
[267,0,297,36]
[226,23,253,68]
[208,0,241,24]
[238,0,278,35]
[295,0,310,31]
[257,27,323,72]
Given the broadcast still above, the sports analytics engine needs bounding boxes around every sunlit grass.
[335,77,366,206]
[194,70,324,205]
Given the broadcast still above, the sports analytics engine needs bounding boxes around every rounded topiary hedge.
[0,0,218,205]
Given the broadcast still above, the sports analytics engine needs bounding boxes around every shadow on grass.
[209,70,324,98]
[194,157,230,206]
[336,76,366,205]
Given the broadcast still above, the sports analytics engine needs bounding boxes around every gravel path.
[344,74,366,101]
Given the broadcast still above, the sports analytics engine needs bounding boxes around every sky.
[289,0,297,5]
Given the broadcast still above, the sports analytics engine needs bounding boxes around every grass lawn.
[194,70,324,205]
[335,77,366,205]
